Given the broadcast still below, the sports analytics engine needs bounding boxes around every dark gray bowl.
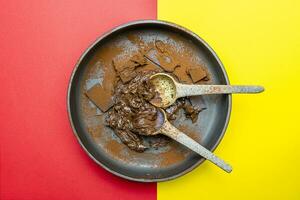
[67,20,231,182]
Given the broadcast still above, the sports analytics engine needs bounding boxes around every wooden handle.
[176,84,264,98]
[160,121,232,173]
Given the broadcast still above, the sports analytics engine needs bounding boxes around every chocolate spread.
[86,39,210,152]
[106,71,159,152]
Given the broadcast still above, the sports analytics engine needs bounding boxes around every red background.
[0,0,157,199]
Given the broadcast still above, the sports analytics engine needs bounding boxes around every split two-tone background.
[1,0,299,199]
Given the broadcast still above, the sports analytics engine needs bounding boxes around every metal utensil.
[153,108,232,173]
[150,73,264,108]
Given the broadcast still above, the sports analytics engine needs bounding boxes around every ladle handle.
[176,84,264,98]
[160,121,232,173]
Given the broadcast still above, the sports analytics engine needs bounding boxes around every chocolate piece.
[165,98,201,123]
[188,66,207,83]
[86,83,114,112]
[157,53,177,72]
[154,40,177,72]
[119,64,136,83]
[112,59,127,73]
[173,65,193,84]
[184,103,201,123]
[130,53,147,66]
[112,52,145,73]
[114,52,148,84]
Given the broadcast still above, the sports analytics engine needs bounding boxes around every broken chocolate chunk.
[119,64,136,83]
[130,53,147,66]
[112,59,126,73]
[165,98,202,123]
[86,83,114,112]
[188,66,207,83]
[157,53,177,72]
[113,51,149,84]
[153,40,177,72]
[173,65,193,84]
[184,104,201,123]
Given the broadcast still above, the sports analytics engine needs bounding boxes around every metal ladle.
[153,108,232,173]
[150,73,264,108]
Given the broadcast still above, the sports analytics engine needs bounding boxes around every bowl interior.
[68,21,231,182]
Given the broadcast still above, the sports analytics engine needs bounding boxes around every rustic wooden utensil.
[150,73,264,108]
[152,108,232,173]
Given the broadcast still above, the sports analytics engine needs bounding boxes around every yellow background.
[158,0,300,199]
